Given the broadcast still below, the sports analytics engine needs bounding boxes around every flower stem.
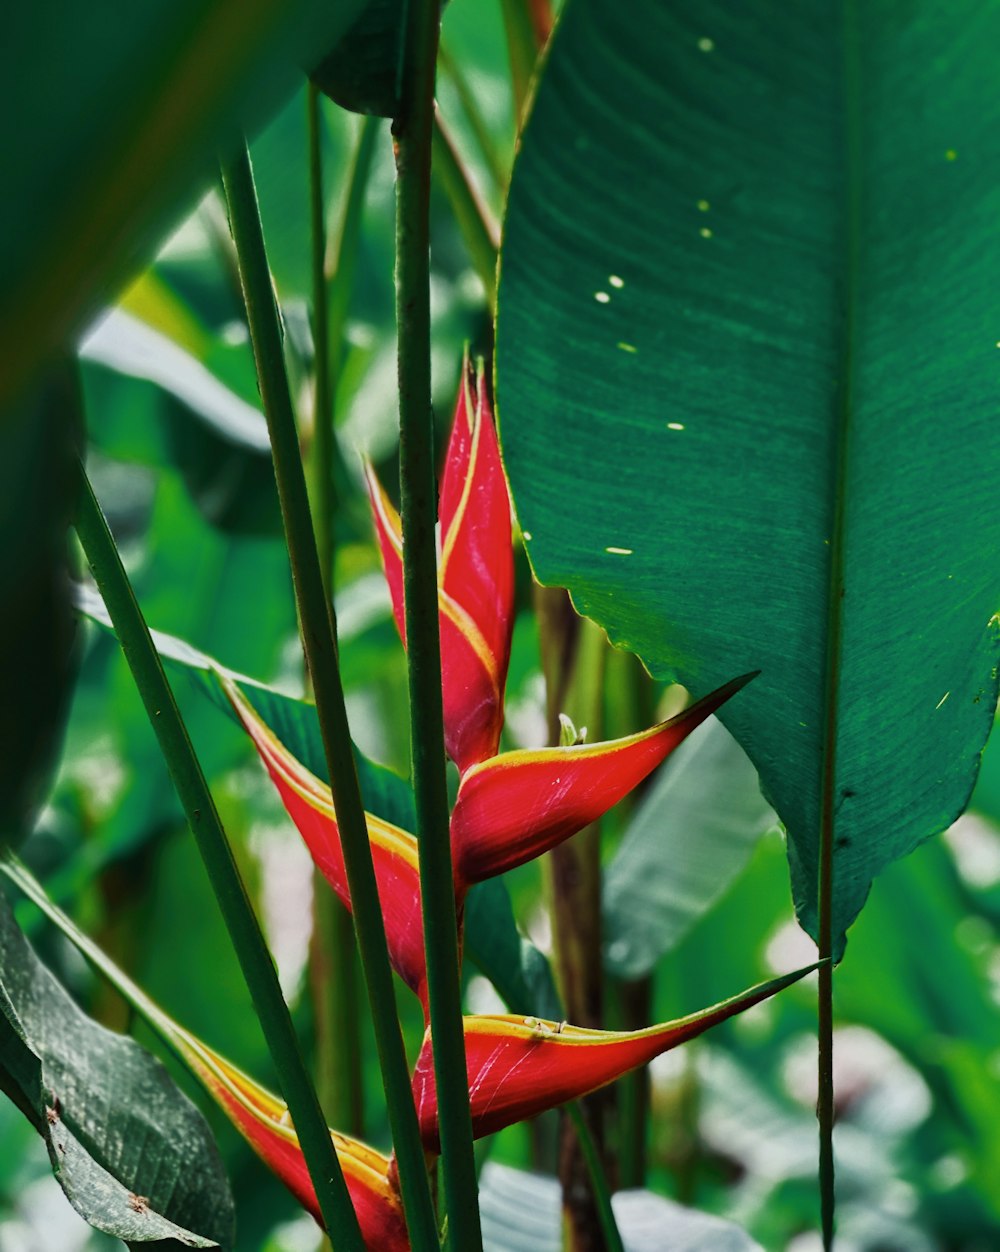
[306,83,364,1145]
[220,140,439,1252]
[394,3,483,1248]
[566,1103,625,1252]
[73,461,366,1252]
[307,81,335,597]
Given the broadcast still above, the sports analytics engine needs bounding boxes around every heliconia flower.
[413,965,819,1149]
[366,357,515,774]
[449,673,756,884]
[224,670,758,1013]
[168,1027,409,1250]
[222,677,428,1009]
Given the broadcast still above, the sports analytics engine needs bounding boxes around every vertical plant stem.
[818,957,835,1248]
[394,3,483,1249]
[306,81,364,1144]
[73,462,366,1252]
[432,109,499,311]
[608,975,652,1188]
[220,142,439,1252]
[566,1103,625,1252]
[544,617,610,1252]
[307,81,335,594]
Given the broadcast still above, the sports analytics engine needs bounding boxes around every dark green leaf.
[0,889,234,1248]
[74,584,415,830]
[0,366,78,846]
[464,878,561,1020]
[603,718,777,979]
[496,0,1000,950]
[2,0,366,413]
[309,1,405,117]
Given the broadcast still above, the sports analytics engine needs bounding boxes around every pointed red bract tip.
[414,963,816,1148]
[437,360,515,771]
[222,678,429,1010]
[450,674,754,885]
[174,1032,409,1250]
[364,358,515,776]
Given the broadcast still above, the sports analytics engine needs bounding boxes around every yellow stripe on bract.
[222,675,419,871]
[364,462,403,559]
[457,719,675,787]
[175,1032,395,1194]
[439,375,482,586]
[221,676,330,806]
[438,587,500,693]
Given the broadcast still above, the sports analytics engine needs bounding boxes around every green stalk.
[305,82,364,1146]
[436,42,506,192]
[544,617,610,1252]
[566,1103,625,1252]
[73,463,365,1252]
[307,81,335,595]
[394,4,483,1248]
[220,142,439,1252]
[432,109,499,312]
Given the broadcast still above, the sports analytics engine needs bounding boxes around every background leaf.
[478,1162,762,1251]
[0,889,234,1249]
[495,0,1000,949]
[2,0,366,412]
[603,718,777,980]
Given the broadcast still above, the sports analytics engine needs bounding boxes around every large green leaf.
[0,366,77,846]
[2,0,366,414]
[0,888,234,1248]
[496,0,1000,950]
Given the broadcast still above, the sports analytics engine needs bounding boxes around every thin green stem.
[566,1103,625,1252]
[73,461,365,1252]
[307,82,335,597]
[394,3,483,1249]
[306,83,364,1147]
[220,142,439,1252]
[432,109,499,312]
[436,42,506,192]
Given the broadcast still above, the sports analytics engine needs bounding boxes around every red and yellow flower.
[217,356,806,1248]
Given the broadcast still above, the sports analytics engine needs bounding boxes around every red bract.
[223,678,428,1010]
[413,966,818,1149]
[450,673,756,884]
[168,1024,409,1250]
[366,357,514,774]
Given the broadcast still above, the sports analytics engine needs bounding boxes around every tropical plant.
[4,2,1000,1251]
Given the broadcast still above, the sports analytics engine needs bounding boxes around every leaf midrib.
[818,0,864,958]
